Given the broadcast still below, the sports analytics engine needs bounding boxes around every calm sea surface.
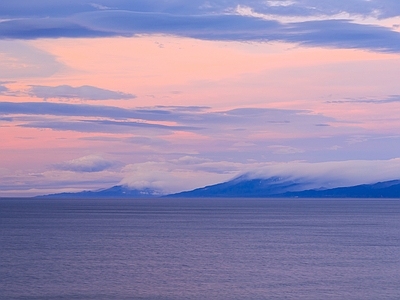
[1,198,399,300]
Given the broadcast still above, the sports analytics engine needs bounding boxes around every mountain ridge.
[36,177,400,198]
[168,178,400,198]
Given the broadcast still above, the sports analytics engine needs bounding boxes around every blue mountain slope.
[281,180,400,198]
[167,175,311,198]
[37,185,160,199]
[168,177,400,198]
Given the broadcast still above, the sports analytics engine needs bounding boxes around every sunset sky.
[2,0,400,196]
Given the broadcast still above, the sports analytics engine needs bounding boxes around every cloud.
[327,95,400,104]
[242,158,400,189]
[119,156,400,193]
[0,18,112,39]
[4,101,380,165]
[0,101,176,121]
[1,2,400,53]
[0,116,12,122]
[237,1,400,19]
[125,136,170,146]
[154,105,210,112]
[171,155,212,165]
[5,101,387,165]
[120,159,240,193]
[0,101,332,126]
[1,1,400,19]
[72,11,400,52]
[268,145,304,154]
[18,119,199,133]
[0,41,62,78]
[4,155,400,196]
[0,84,8,94]
[90,3,112,10]
[282,19,400,52]
[1,101,340,138]
[28,85,135,100]
[266,1,296,7]
[54,155,115,172]
[0,167,123,197]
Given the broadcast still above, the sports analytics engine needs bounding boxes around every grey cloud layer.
[1,1,400,52]
[28,85,136,100]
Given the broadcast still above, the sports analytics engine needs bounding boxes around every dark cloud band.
[1,6,400,53]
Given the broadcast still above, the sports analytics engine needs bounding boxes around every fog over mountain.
[116,158,400,196]
[238,159,400,190]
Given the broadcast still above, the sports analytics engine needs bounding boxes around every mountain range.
[38,176,400,198]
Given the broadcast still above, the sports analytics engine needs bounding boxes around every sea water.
[1,198,399,300]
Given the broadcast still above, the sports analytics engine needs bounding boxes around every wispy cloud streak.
[327,95,400,104]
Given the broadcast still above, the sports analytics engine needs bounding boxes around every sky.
[2,0,400,196]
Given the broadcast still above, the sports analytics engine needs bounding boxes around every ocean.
[1,198,399,299]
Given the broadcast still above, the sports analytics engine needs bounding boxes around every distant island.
[38,176,400,198]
